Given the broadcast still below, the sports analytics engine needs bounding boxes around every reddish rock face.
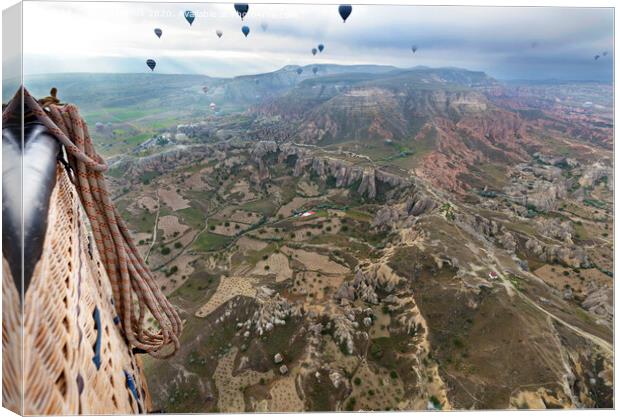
[251,69,612,199]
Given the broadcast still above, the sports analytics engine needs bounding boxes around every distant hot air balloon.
[202,86,209,94]
[216,29,223,38]
[184,10,195,26]
[234,3,249,20]
[146,59,156,71]
[242,25,250,37]
[338,5,352,22]
[603,51,608,56]
[312,67,318,75]
[318,44,324,53]
[312,48,317,56]
[261,22,268,31]
[531,41,539,48]
[411,45,417,54]
[595,55,600,60]
[296,68,303,75]
[154,28,162,38]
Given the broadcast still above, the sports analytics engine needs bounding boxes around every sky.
[22,1,614,81]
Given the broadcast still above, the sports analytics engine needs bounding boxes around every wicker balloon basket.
[3,165,151,415]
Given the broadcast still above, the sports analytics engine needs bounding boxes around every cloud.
[23,2,613,81]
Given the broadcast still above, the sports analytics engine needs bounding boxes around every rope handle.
[4,89,108,172]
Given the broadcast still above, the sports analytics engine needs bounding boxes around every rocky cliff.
[110,144,218,178]
[248,141,412,199]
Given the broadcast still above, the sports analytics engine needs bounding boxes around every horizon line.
[16,65,613,84]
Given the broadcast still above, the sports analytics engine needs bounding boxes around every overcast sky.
[23,2,614,81]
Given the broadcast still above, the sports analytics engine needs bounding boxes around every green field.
[177,206,206,229]
[192,232,231,252]
[240,199,278,217]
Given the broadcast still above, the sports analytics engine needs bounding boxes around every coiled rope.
[3,88,182,358]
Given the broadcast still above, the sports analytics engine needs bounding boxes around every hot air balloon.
[338,5,352,22]
[312,67,318,75]
[296,68,303,75]
[242,25,250,37]
[234,3,249,20]
[154,28,162,38]
[318,44,324,53]
[184,10,195,26]
[261,22,268,31]
[216,29,223,38]
[603,51,608,56]
[146,59,156,71]
[595,54,600,60]
[312,48,317,56]
[411,45,417,54]
[202,86,209,94]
